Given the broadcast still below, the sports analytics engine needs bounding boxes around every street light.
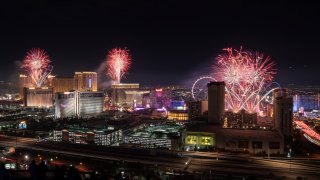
[287,148,292,172]
[24,155,29,160]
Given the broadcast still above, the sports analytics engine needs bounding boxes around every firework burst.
[106,48,132,84]
[21,48,53,87]
[214,47,276,113]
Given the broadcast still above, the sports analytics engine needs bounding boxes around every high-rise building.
[188,100,208,120]
[55,91,77,118]
[74,72,97,91]
[273,88,293,138]
[207,82,225,125]
[266,103,274,118]
[110,83,142,107]
[78,91,104,117]
[52,76,75,93]
[224,110,257,128]
[46,75,55,87]
[19,74,34,99]
[293,94,320,112]
[273,88,288,99]
[23,87,54,107]
[19,74,55,99]
[55,91,104,118]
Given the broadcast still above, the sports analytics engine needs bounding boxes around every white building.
[55,91,104,118]
[53,128,122,146]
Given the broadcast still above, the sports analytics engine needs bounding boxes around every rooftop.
[207,81,225,86]
[186,123,283,139]
[126,122,184,139]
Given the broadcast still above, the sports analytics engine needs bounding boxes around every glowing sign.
[5,163,16,170]
[200,137,212,145]
[185,135,214,146]
[185,135,197,145]
[19,121,27,129]
[88,78,92,88]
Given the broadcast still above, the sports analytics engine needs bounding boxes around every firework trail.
[214,47,276,113]
[106,48,132,84]
[21,48,53,87]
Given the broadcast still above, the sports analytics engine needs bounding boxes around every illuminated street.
[0,136,319,179]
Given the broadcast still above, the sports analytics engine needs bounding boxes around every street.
[1,136,319,179]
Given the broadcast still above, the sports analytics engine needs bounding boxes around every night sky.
[1,0,320,87]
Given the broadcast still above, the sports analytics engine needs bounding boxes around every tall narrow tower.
[273,88,293,138]
[207,82,225,125]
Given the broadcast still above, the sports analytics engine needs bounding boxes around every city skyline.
[1,1,320,86]
[0,1,320,179]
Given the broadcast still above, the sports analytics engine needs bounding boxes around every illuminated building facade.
[154,88,172,108]
[167,110,188,121]
[111,83,139,89]
[183,132,215,151]
[123,123,182,150]
[207,82,225,125]
[78,91,104,117]
[55,91,104,118]
[0,121,16,130]
[52,76,75,93]
[23,87,53,107]
[74,72,97,91]
[170,100,186,110]
[141,88,172,109]
[53,127,122,146]
[266,103,274,118]
[124,136,174,149]
[188,100,208,120]
[19,75,33,98]
[125,90,149,108]
[219,129,284,154]
[293,94,320,112]
[224,110,258,128]
[19,74,55,99]
[55,91,77,118]
[142,93,153,108]
[185,124,284,154]
[111,83,148,107]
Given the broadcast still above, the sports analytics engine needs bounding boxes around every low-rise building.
[183,131,215,151]
[183,124,284,154]
[53,126,122,146]
[167,110,188,121]
[123,123,183,150]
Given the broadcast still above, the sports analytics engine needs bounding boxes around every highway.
[1,136,320,179]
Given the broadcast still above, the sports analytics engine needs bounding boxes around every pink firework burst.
[214,47,276,113]
[106,48,132,84]
[21,48,52,87]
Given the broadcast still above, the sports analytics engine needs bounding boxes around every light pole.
[15,128,18,170]
[287,148,292,171]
